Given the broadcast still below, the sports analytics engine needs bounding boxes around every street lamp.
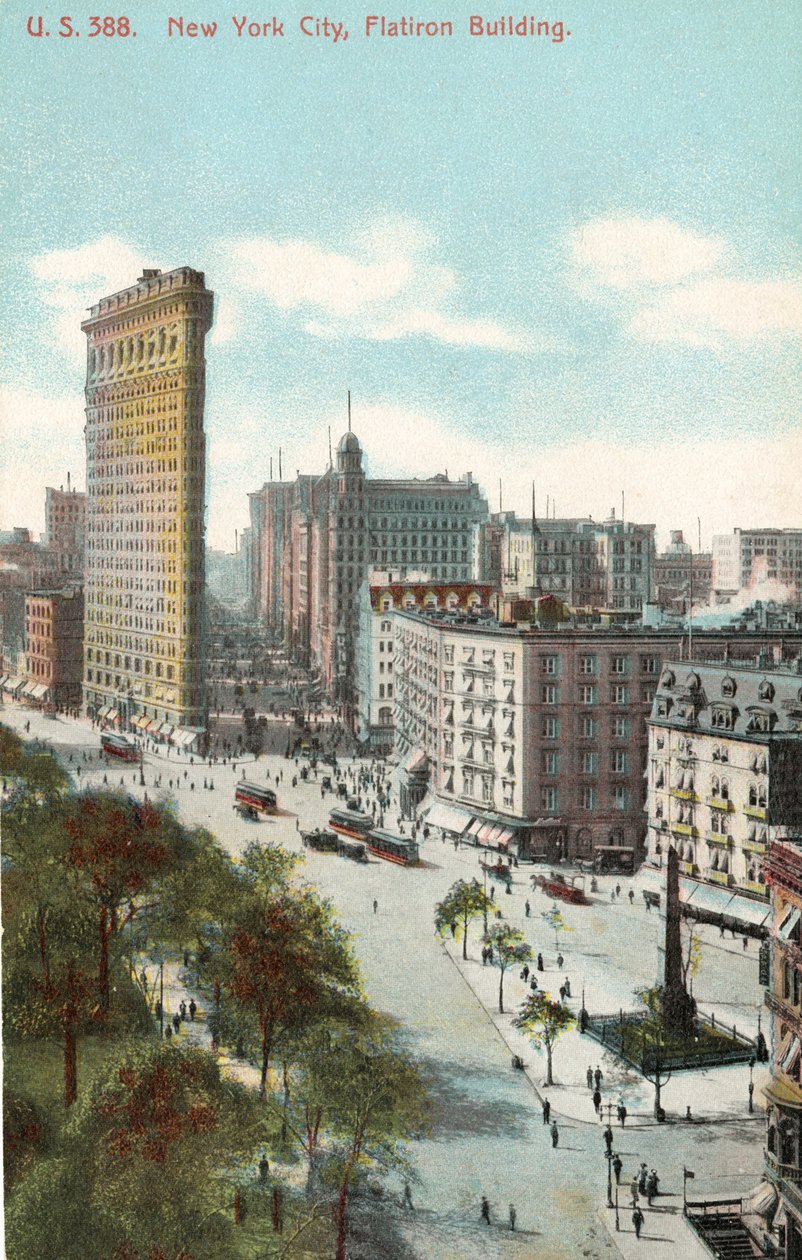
[605,1149,615,1211]
[139,745,146,788]
[748,1056,755,1113]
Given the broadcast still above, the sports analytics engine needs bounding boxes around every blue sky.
[1,1,800,550]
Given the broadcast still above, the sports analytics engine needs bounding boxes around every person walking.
[403,1182,414,1211]
[550,1120,559,1148]
[593,1088,602,1115]
[594,1065,603,1090]
[542,1096,551,1124]
[617,1100,627,1127]
[638,1163,648,1195]
[632,1206,644,1239]
[172,1013,181,1035]
[603,1124,613,1155]
[480,1195,491,1225]
[179,1000,187,1021]
[630,1177,639,1208]
[373,898,378,915]
[556,952,564,969]
[508,1203,517,1232]
[612,1153,623,1185]
[525,899,531,917]
[537,952,545,972]
[189,999,197,1021]
[647,1169,659,1204]
[628,888,635,905]
[587,1065,594,1090]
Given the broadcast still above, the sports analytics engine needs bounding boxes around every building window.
[541,786,559,812]
[612,716,629,738]
[580,786,596,810]
[612,684,629,704]
[581,716,597,738]
[581,751,598,774]
[579,655,596,675]
[613,784,628,810]
[579,685,597,705]
[541,684,558,704]
[541,655,558,675]
[542,717,558,739]
[542,751,559,775]
[611,750,628,774]
[611,655,628,675]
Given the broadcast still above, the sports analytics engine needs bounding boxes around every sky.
[0,1,800,551]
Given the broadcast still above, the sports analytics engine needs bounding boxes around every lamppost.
[748,1055,755,1113]
[605,1148,618,1216]
[483,864,489,936]
[139,744,146,787]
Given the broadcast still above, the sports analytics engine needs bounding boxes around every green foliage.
[484,922,533,1013]
[0,723,23,775]
[5,1041,263,1260]
[513,990,575,1085]
[540,903,573,948]
[3,1090,51,1192]
[434,878,493,960]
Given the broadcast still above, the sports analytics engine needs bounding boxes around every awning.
[403,749,428,776]
[744,1180,778,1220]
[637,866,664,895]
[683,882,735,915]
[764,1078,802,1111]
[97,705,109,718]
[106,709,119,722]
[466,818,484,837]
[728,894,771,928]
[477,823,496,844]
[161,725,174,739]
[31,684,49,699]
[779,906,802,941]
[0,674,9,688]
[149,722,164,735]
[424,800,475,834]
[21,681,39,697]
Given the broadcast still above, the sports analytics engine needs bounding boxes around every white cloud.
[0,387,86,535]
[209,295,238,345]
[630,277,802,346]
[572,215,802,349]
[29,235,160,365]
[572,217,724,290]
[221,217,546,353]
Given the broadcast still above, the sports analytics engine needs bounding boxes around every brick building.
[23,586,84,708]
[392,614,802,864]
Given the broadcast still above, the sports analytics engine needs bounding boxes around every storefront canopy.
[424,800,475,835]
[683,881,735,916]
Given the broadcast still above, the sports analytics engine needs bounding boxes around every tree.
[513,991,575,1086]
[298,1015,429,1260]
[63,793,182,1011]
[484,922,533,1014]
[4,1041,264,1260]
[434,878,493,961]
[224,889,361,1100]
[540,903,573,952]
[681,923,703,997]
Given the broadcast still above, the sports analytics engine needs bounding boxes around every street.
[1,702,768,1259]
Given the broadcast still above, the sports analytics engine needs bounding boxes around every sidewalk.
[598,1202,713,1260]
[440,935,769,1130]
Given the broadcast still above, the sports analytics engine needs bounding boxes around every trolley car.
[100,732,139,763]
[366,828,419,867]
[234,781,279,815]
[328,806,372,842]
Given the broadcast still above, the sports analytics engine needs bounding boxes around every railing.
[672,823,699,838]
[706,797,733,812]
[709,871,733,886]
[705,833,731,847]
[672,789,700,802]
[742,840,768,856]
[744,806,768,821]
[584,1009,757,1073]
[765,1151,802,1186]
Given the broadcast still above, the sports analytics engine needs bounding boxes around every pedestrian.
[587,1065,595,1090]
[542,1096,551,1124]
[628,889,634,905]
[373,898,378,915]
[563,977,571,997]
[189,999,197,1021]
[537,952,545,972]
[179,1000,187,1020]
[632,1206,644,1239]
[603,1124,613,1154]
[550,1120,559,1148]
[172,1013,181,1034]
[630,1177,639,1207]
[611,888,616,901]
[529,976,538,992]
[617,1101,627,1127]
[525,899,531,917]
[616,882,621,898]
[183,949,190,967]
[593,1088,602,1114]
[165,1024,173,1040]
[612,1153,623,1184]
[743,936,749,950]
[556,952,564,969]
[490,886,495,902]
[521,963,530,982]
[508,1203,517,1231]
[559,985,567,1003]
[480,1195,491,1225]
[647,1170,659,1204]
[638,1163,648,1194]
[403,1182,414,1211]
[594,1065,603,1090]
[259,1154,270,1185]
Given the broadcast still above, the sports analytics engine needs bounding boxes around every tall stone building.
[248,429,489,712]
[81,267,214,731]
[44,482,86,576]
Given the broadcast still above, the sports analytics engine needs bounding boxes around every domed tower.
[328,428,368,721]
